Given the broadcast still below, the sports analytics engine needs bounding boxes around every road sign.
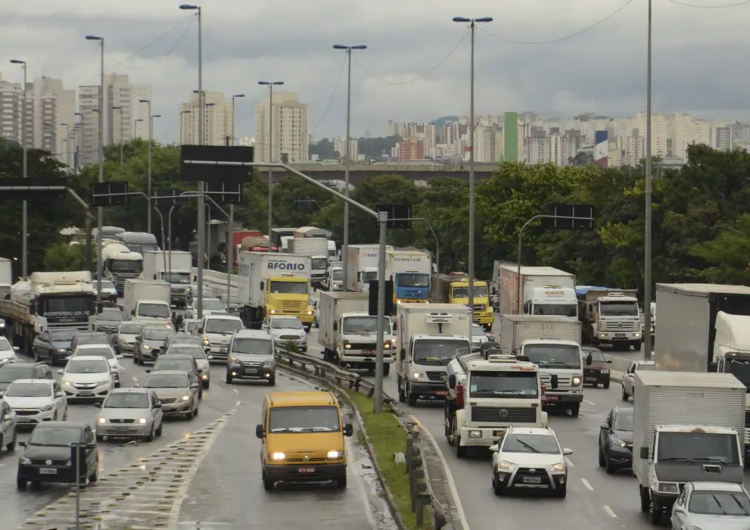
[205,181,242,204]
[153,189,181,206]
[180,145,254,182]
[541,204,594,229]
[377,205,412,229]
[368,280,394,317]
[90,182,129,208]
[0,178,67,202]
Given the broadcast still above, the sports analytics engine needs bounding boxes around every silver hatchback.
[96,387,163,442]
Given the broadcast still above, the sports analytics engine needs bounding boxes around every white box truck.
[236,252,314,329]
[497,264,577,317]
[396,303,471,406]
[346,244,394,293]
[633,370,745,524]
[123,279,172,326]
[288,237,328,288]
[141,250,194,307]
[499,315,584,416]
[318,291,395,374]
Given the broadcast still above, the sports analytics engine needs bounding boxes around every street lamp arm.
[178,191,229,218]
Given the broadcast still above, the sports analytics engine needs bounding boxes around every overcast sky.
[2,0,750,143]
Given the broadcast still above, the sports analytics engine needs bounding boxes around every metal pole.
[153,206,168,276]
[643,0,653,360]
[227,204,234,301]
[268,85,274,238]
[169,204,176,275]
[147,102,153,233]
[21,63,28,278]
[232,96,236,146]
[196,6,205,320]
[342,48,353,291]
[467,21,476,344]
[206,204,211,270]
[119,108,124,169]
[96,38,105,308]
[74,443,81,530]
[374,210,388,413]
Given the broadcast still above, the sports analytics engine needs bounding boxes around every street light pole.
[231,93,244,146]
[333,44,366,291]
[258,81,284,239]
[643,0,653,360]
[140,99,153,233]
[227,93,244,298]
[452,16,492,343]
[10,59,28,278]
[179,110,190,144]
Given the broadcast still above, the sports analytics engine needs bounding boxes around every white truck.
[123,279,172,326]
[387,249,432,304]
[288,237,328,288]
[317,291,395,374]
[236,252,314,329]
[577,287,642,349]
[633,370,745,525]
[141,250,193,307]
[499,314,584,416]
[496,264,577,317]
[445,353,547,457]
[100,242,143,294]
[396,303,471,406]
[346,244,394,293]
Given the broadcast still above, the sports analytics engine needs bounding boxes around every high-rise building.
[255,92,308,163]
[177,92,232,146]
[0,72,31,149]
[334,137,358,160]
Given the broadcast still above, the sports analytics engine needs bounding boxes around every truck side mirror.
[640,447,649,459]
[198,328,203,334]
[29,302,37,314]
[550,374,558,389]
[516,355,530,362]
[193,275,197,282]
[333,321,338,331]
[131,310,135,316]
[586,354,593,366]
[448,374,456,389]
[260,281,265,290]
[255,424,265,439]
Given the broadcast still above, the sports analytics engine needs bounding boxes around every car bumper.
[207,345,229,361]
[96,422,153,437]
[139,349,161,362]
[228,364,274,380]
[161,400,195,415]
[64,385,111,400]
[595,332,641,342]
[410,381,448,398]
[50,350,70,363]
[583,371,610,385]
[265,462,346,483]
[495,469,567,492]
[116,343,135,356]
[474,311,494,325]
[605,445,633,468]
[340,353,394,364]
[543,392,583,404]
[15,409,56,428]
[18,464,83,484]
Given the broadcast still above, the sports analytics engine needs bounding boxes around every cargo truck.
[288,237,328,288]
[237,252,314,329]
[317,291,394,374]
[122,279,172,326]
[346,244,394,293]
[499,314,584,416]
[387,250,432,305]
[430,273,494,330]
[100,243,143,294]
[0,272,97,353]
[577,286,641,349]
[141,250,193,307]
[496,264,577,317]
[633,371,745,524]
[396,303,471,406]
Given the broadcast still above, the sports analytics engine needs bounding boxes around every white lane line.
[132,376,138,381]
[581,478,594,491]
[565,457,574,468]
[232,388,238,394]
[603,505,617,518]
[235,400,241,407]
[584,399,596,406]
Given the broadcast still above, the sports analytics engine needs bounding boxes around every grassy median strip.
[347,390,423,530]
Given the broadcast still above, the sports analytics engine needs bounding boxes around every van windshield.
[657,432,739,465]
[470,372,538,398]
[413,339,469,366]
[269,281,307,295]
[269,406,340,433]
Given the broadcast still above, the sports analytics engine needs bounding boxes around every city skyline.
[2,0,750,145]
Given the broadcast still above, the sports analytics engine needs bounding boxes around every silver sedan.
[163,344,211,389]
[671,481,750,529]
[96,387,164,441]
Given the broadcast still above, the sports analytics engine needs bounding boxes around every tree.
[44,242,85,271]
[270,176,336,228]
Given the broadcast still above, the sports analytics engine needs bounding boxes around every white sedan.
[4,379,68,426]
[70,344,124,387]
[58,357,115,403]
[621,360,655,401]
[671,481,750,529]
[0,336,18,365]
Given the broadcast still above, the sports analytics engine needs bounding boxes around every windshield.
[614,412,633,431]
[144,328,174,340]
[104,393,149,408]
[584,349,606,362]
[532,303,577,317]
[163,272,191,284]
[98,310,123,322]
[341,316,383,334]
[689,491,750,516]
[201,299,225,311]
[600,301,639,316]
[332,269,343,281]
[109,260,142,272]
[138,303,170,319]
[271,318,303,330]
[232,338,273,355]
[0,367,34,383]
[413,339,469,366]
[397,273,429,288]
[5,382,51,398]
[725,359,750,388]
[49,330,77,342]
[503,434,561,454]
[0,338,11,351]
[452,286,488,298]
[75,347,114,359]
[205,319,242,334]
[154,359,193,372]
[470,372,538,398]
[168,347,205,359]
[363,271,377,283]
[65,359,109,374]
[144,374,188,388]
[269,281,308,295]
[657,432,739,465]
[119,324,143,335]
[41,296,94,318]
[29,427,82,446]
[101,281,116,290]
[311,258,327,270]
[269,406,340,433]
[523,344,581,369]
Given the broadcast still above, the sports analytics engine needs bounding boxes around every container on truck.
[430,273,494,330]
[0,257,12,300]
[445,353,547,456]
[288,237,329,287]
[293,226,332,240]
[499,314,584,416]
[497,264,577,317]
[577,286,641,349]
[346,244,394,293]
[317,291,395,374]
[633,370,745,524]
[237,252,314,329]
[122,279,171,326]
[141,250,193,307]
[270,228,295,249]
[100,243,143,295]
[396,303,471,406]
[387,250,432,305]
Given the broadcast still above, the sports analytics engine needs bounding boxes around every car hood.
[63,372,110,384]
[117,334,137,343]
[206,333,234,344]
[230,353,274,363]
[147,387,191,399]
[271,329,306,339]
[143,340,166,348]
[100,408,151,420]
[4,396,53,409]
[195,359,210,371]
[24,444,75,461]
[266,431,343,454]
[0,350,16,361]
[499,452,565,468]
[613,429,633,444]
[685,514,750,529]
[51,341,72,349]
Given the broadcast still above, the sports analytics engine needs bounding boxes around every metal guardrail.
[275,346,375,397]
[405,426,450,529]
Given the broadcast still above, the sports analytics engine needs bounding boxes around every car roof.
[269,315,300,320]
[147,370,189,377]
[612,406,632,415]
[1,362,40,368]
[67,356,107,363]
[156,354,194,361]
[581,346,602,352]
[108,387,149,394]
[204,314,242,321]
[234,329,271,339]
[8,379,52,385]
[171,336,201,341]
[100,307,120,312]
[267,391,338,408]
[507,426,556,437]
[77,331,108,337]
[76,344,113,350]
[35,421,87,430]
[690,482,745,492]
[183,319,201,323]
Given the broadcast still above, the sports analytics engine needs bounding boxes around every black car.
[68,332,112,356]
[146,355,202,399]
[32,329,77,365]
[599,407,634,474]
[0,363,53,396]
[17,421,99,489]
[93,308,124,334]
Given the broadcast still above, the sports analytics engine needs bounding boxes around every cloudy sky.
[2,0,750,143]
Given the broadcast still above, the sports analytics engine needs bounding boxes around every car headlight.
[138,418,147,424]
[572,376,582,386]
[609,436,626,448]
[143,345,151,350]
[181,395,190,401]
[20,456,31,466]
[547,462,565,473]
[203,337,210,346]
[344,343,351,349]
[63,381,72,386]
[40,404,54,412]
[230,357,239,363]
[270,452,285,461]
[497,460,517,472]
[55,348,67,353]
[412,372,424,380]
[468,430,482,438]
[657,482,679,494]
[634,332,641,337]
[327,450,344,459]
[201,374,208,380]
[384,343,391,350]
[98,417,107,424]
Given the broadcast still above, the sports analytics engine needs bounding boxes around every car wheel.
[621,385,629,402]
[193,406,199,417]
[96,435,104,443]
[262,471,274,492]
[146,427,154,442]
[155,422,163,437]
[556,482,567,498]
[203,381,210,390]
[603,381,610,389]
[225,371,233,384]
[335,476,347,489]
[268,374,276,386]
[604,451,615,474]
[186,408,194,420]
[16,476,26,490]
[598,448,605,467]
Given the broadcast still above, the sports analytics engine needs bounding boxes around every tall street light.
[10,59,28,279]
[140,99,153,233]
[180,3,205,319]
[258,81,284,239]
[112,105,124,169]
[643,0,653,360]
[86,34,105,307]
[231,94,244,146]
[227,93,244,300]
[332,44,366,290]
[452,16,492,343]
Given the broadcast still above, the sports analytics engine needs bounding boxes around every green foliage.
[44,242,85,271]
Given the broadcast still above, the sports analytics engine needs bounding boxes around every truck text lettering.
[267,262,306,271]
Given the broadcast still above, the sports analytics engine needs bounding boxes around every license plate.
[615,333,626,338]
[523,476,541,484]
[16,417,31,422]
[435,391,448,396]
[545,395,559,401]
[362,350,374,355]
[298,467,314,474]
[79,392,93,396]
[39,468,57,475]
[585,377,597,382]
[245,368,257,374]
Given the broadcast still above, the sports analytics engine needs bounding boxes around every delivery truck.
[430,273,494,330]
[346,244,393,293]
[577,286,641,349]
[497,264,577,317]
[100,243,143,294]
[237,252,314,329]
[141,250,193,307]
[317,291,394,374]
[122,279,172,326]
[387,249,432,305]
[288,237,328,288]
[0,257,12,300]
[633,370,745,524]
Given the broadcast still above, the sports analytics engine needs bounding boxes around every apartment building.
[178,91,233,146]
[254,92,308,163]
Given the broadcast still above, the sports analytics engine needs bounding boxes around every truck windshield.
[311,258,328,270]
[342,316,385,334]
[163,272,191,284]
[397,273,429,288]
[657,432,739,465]
[452,286,488,298]
[599,301,639,316]
[470,372,538,398]
[332,269,343,281]
[269,281,308,295]
[41,296,95,318]
[413,339,469,366]
[363,271,377,283]
[725,359,750,389]
[109,260,142,272]
[532,303,577,317]
[138,303,170,319]
[523,344,581,369]
[231,338,273,355]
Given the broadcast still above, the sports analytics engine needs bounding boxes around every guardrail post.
[405,432,413,470]
[416,492,431,527]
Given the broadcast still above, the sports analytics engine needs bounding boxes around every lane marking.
[603,505,617,518]
[565,457,574,468]
[584,399,596,406]
[581,478,594,491]
[132,376,138,381]
[232,388,238,394]
[235,400,241,406]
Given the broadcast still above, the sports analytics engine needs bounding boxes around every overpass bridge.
[256,163,498,183]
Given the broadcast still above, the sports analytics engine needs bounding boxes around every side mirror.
[131,310,135,316]
[586,354,593,366]
[193,275,197,282]
[18,441,26,447]
[198,328,204,334]
[94,403,101,408]
[344,423,353,437]
[606,359,612,364]
[145,369,151,374]
[448,374,456,389]
[489,445,499,452]
[640,446,649,459]
[3,414,12,421]
[708,362,718,373]
[550,374,559,389]
[153,274,157,280]
[172,312,176,319]
[154,402,162,408]
[255,424,265,439]
[563,448,573,456]
[57,369,64,375]
[600,422,609,430]
[259,281,265,290]
[516,355,530,362]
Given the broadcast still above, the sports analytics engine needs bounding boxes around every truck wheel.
[397,378,406,403]
[383,364,390,376]
[456,436,466,458]
[407,385,418,407]
[630,340,640,350]
[639,486,651,513]
[650,500,662,524]
[569,404,580,417]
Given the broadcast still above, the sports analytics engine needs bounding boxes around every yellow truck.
[430,273,494,330]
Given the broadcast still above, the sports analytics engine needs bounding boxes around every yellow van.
[256,391,353,491]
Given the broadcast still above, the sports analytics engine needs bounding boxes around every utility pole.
[140,99,153,232]
[643,0,653,360]
[113,106,123,169]
[10,59,28,278]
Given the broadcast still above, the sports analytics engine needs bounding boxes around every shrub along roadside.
[346,390,425,530]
